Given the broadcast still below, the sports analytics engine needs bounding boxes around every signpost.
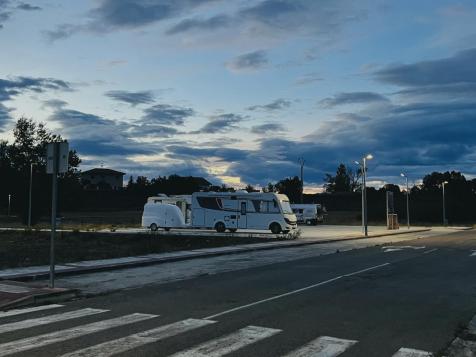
[46,141,68,288]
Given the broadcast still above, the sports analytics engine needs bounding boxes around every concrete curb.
[0,228,432,282]
[0,289,80,310]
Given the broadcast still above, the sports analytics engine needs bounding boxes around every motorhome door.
[238,200,247,228]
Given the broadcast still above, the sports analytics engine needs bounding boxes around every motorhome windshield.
[280,200,293,214]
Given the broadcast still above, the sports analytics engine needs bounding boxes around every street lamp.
[7,194,11,217]
[442,181,448,226]
[28,163,35,227]
[298,157,305,203]
[400,173,410,229]
[355,154,373,236]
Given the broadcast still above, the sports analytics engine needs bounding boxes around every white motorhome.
[142,202,185,231]
[291,204,324,225]
[191,191,297,233]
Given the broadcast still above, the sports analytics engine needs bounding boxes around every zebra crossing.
[0,303,434,356]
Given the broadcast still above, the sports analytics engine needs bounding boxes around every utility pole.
[442,181,448,226]
[28,163,34,227]
[298,157,305,204]
[355,154,373,237]
[7,194,11,216]
[401,173,410,229]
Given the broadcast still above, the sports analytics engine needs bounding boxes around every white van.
[291,204,324,225]
[192,191,297,234]
[142,202,186,231]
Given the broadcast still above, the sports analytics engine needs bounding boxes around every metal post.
[298,157,305,204]
[50,143,58,288]
[7,194,11,216]
[405,177,410,229]
[363,158,368,237]
[360,165,365,235]
[28,163,33,227]
[442,182,447,227]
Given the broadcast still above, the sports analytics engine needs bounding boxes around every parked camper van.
[192,191,297,233]
[291,204,324,225]
[142,202,185,231]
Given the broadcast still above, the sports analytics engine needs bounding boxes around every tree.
[275,176,301,203]
[324,164,360,193]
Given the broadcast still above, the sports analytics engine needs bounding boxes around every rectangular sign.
[46,142,69,174]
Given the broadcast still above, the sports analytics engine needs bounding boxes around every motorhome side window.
[251,200,278,213]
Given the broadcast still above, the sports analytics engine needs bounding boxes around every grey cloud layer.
[0,0,41,29]
[142,104,195,126]
[226,50,268,72]
[320,92,389,108]
[105,90,155,106]
[247,98,291,111]
[191,113,244,134]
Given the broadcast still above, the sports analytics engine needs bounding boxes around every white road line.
[422,248,438,254]
[0,304,63,319]
[60,318,216,357]
[169,325,281,357]
[283,336,357,357]
[0,308,107,334]
[392,347,433,356]
[0,313,157,357]
[204,263,390,320]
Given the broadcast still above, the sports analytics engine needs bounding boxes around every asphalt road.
[0,229,475,356]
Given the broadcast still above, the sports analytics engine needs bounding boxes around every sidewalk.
[0,280,78,310]
[0,226,432,282]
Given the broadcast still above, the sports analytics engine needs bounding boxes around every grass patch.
[0,230,278,269]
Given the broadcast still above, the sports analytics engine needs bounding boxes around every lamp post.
[355,154,373,236]
[28,163,35,227]
[7,194,11,216]
[298,157,305,204]
[442,181,448,226]
[400,173,410,229]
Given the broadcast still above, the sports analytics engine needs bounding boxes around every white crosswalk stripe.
[283,335,358,357]
[169,325,281,357]
[392,347,433,356]
[0,308,107,334]
[60,318,216,357]
[0,304,63,319]
[0,313,158,357]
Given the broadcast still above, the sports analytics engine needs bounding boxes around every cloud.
[165,145,249,162]
[247,98,292,111]
[105,90,155,106]
[374,48,476,87]
[166,14,231,35]
[16,2,41,11]
[320,92,389,108]
[42,99,68,109]
[250,122,285,134]
[0,76,72,101]
[49,108,160,156]
[191,113,244,134]
[44,24,82,42]
[0,0,41,29]
[225,50,268,72]
[142,104,195,126]
[89,0,217,30]
[0,102,12,129]
[294,72,323,85]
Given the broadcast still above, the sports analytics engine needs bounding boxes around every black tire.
[150,223,158,231]
[164,227,171,232]
[215,222,226,233]
[229,228,237,233]
[270,222,282,234]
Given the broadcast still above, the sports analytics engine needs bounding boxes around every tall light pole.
[442,181,448,226]
[298,157,305,204]
[7,194,11,216]
[400,173,410,229]
[355,154,373,236]
[28,163,35,227]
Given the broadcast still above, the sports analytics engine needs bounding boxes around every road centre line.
[422,248,438,254]
[203,262,390,320]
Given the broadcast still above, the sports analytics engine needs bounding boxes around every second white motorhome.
[291,204,324,225]
[191,191,297,233]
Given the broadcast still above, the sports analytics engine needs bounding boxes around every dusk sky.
[1,0,475,191]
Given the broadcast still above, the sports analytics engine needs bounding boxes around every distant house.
[81,168,125,190]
